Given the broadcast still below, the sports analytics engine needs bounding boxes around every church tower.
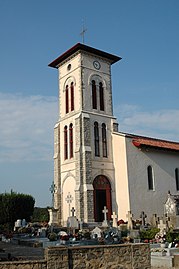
[49,43,121,225]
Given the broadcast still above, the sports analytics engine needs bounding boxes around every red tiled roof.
[48,43,121,68]
[132,137,179,152]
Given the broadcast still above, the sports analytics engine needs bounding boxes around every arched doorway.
[93,175,112,222]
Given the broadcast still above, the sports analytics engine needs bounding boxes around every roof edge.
[48,43,121,68]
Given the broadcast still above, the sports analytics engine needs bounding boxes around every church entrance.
[93,175,112,222]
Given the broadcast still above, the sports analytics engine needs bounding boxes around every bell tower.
[49,43,121,225]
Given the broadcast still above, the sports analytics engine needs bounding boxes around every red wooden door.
[93,175,112,222]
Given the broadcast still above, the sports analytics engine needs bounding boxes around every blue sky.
[0,0,179,207]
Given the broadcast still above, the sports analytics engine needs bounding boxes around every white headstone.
[91,227,102,238]
[111,212,118,228]
[22,219,26,227]
[67,216,79,229]
[102,206,109,227]
[126,211,133,230]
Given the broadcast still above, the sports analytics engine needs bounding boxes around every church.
[48,43,179,226]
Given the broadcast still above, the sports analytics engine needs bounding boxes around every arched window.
[69,123,73,158]
[70,82,74,112]
[92,80,97,109]
[102,123,107,157]
[99,82,104,111]
[94,122,100,156]
[147,165,154,190]
[175,168,179,191]
[64,126,68,160]
[65,85,69,114]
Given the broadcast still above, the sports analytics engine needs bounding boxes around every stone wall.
[0,244,151,269]
[45,243,151,269]
[0,260,46,269]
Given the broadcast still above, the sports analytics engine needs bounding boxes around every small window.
[64,126,68,160]
[92,80,97,109]
[65,85,69,114]
[94,122,100,156]
[102,123,107,157]
[67,64,71,71]
[69,123,73,158]
[175,168,179,191]
[71,82,74,112]
[147,165,154,190]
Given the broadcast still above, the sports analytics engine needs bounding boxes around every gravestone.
[91,227,102,238]
[38,227,46,237]
[22,219,26,227]
[111,212,118,228]
[140,211,147,228]
[164,191,179,229]
[67,207,79,229]
[102,206,109,227]
[48,208,58,226]
[151,214,159,227]
[158,219,166,233]
[14,219,22,231]
[126,211,133,230]
[79,219,83,230]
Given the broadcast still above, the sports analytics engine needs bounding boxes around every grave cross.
[71,207,75,217]
[111,212,118,228]
[158,219,167,233]
[102,206,108,222]
[126,211,133,230]
[152,214,160,227]
[102,206,108,227]
[140,211,147,227]
[165,214,170,231]
[65,192,73,217]
[79,219,83,230]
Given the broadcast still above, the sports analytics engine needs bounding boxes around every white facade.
[49,43,179,225]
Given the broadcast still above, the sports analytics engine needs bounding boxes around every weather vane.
[80,20,87,44]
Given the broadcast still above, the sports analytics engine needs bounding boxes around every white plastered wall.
[126,137,179,221]
[112,132,130,220]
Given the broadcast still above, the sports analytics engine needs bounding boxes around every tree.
[0,191,35,230]
[32,207,49,222]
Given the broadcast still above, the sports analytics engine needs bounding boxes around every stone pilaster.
[53,122,62,225]
[75,115,84,220]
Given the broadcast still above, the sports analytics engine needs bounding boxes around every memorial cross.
[71,207,75,217]
[140,211,147,227]
[102,206,108,222]
[111,212,118,228]
[65,192,73,217]
[126,211,133,230]
[158,219,167,232]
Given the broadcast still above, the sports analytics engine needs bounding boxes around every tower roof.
[48,43,121,68]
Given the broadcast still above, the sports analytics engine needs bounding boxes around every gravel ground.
[0,241,44,261]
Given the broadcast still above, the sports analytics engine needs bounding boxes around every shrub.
[139,228,160,240]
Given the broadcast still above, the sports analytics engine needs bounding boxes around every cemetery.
[1,192,179,268]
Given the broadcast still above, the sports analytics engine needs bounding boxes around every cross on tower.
[65,192,73,217]
[80,20,87,44]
